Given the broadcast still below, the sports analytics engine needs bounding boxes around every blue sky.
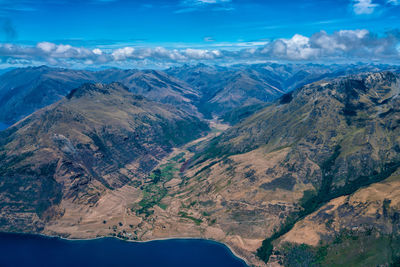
[0,0,400,68]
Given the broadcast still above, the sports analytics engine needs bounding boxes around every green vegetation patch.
[178,211,203,226]
[170,152,185,162]
[158,203,168,210]
[136,184,167,216]
[134,152,185,215]
[149,156,182,184]
[281,243,322,267]
[281,230,400,267]
[257,215,298,263]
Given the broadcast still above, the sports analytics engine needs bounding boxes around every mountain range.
[0,66,200,124]
[2,63,399,125]
[0,63,400,266]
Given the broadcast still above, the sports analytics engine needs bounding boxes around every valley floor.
[42,120,266,266]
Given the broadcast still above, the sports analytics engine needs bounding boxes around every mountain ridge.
[1,63,399,125]
[0,82,208,233]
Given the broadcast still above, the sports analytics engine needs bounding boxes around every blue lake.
[0,122,9,131]
[0,233,248,267]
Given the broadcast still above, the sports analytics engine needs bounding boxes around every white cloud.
[37,42,56,52]
[0,29,399,67]
[256,29,400,61]
[55,44,72,54]
[183,48,221,59]
[352,0,379,14]
[112,47,135,60]
[92,48,102,55]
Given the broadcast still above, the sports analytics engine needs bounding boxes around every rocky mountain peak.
[66,82,129,99]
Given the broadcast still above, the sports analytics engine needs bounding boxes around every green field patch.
[136,184,167,216]
[134,152,186,215]
[170,152,185,162]
[178,211,203,225]
[158,203,168,210]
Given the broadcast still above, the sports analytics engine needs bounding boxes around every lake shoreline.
[0,231,250,266]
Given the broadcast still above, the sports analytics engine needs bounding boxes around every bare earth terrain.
[43,120,264,265]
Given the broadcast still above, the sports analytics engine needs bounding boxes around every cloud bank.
[257,29,400,61]
[0,29,399,67]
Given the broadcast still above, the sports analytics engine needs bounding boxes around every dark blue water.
[0,233,248,267]
[0,122,9,131]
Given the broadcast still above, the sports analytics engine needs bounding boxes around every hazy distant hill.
[0,67,200,124]
[0,66,96,124]
[97,69,201,116]
[167,63,400,118]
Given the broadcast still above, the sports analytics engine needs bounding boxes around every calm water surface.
[0,233,248,267]
[0,122,9,131]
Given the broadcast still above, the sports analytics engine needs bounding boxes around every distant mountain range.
[0,66,199,124]
[1,63,399,125]
[166,63,400,117]
[0,64,400,266]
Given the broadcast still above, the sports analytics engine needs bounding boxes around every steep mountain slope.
[0,82,208,233]
[167,64,285,116]
[97,69,201,116]
[168,71,400,265]
[273,170,400,266]
[203,69,285,115]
